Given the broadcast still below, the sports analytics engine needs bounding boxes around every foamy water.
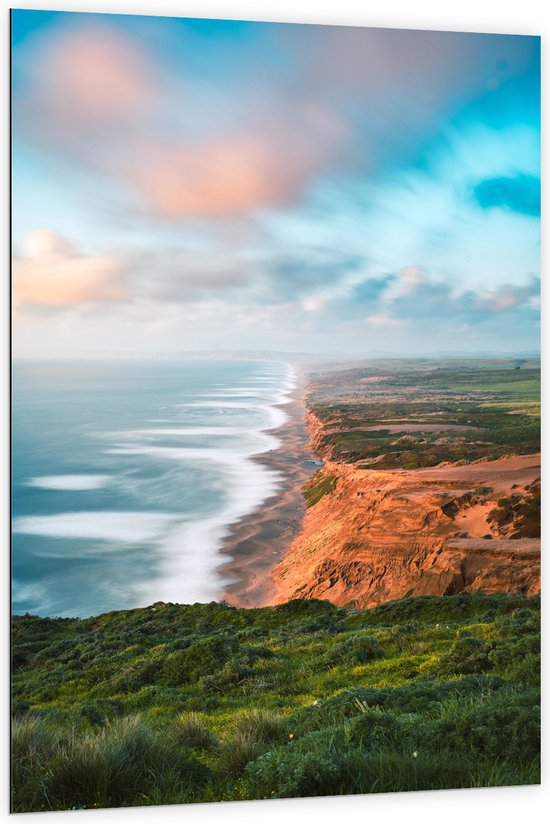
[12,359,295,617]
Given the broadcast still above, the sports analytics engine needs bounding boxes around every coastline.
[218,365,315,608]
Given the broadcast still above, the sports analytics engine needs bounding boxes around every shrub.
[200,659,254,692]
[442,635,492,674]
[362,593,535,626]
[78,699,124,727]
[11,700,31,717]
[397,686,540,764]
[110,658,164,694]
[247,743,539,800]
[323,633,384,667]
[292,676,505,734]
[488,634,540,686]
[162,635,239,686]
[347,708,401,749]
[252,599,339,632]
[435,687,540,762]
[247,749,341,798]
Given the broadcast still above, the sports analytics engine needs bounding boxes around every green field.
[307,360,540,468]
[12,594,540,811]
[448,379,540,397]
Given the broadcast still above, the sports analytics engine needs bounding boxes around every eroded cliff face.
[303,410,329,457]
[270,456,540,608]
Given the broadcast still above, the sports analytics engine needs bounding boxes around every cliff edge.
[270,360,540,608]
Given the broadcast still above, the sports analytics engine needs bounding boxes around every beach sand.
[219,367,315,608]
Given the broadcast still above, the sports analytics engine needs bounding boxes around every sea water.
[12,359,295,617]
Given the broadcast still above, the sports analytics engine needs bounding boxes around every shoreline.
[218,365,316,608]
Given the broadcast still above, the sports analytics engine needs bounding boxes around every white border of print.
[2,2,547,824]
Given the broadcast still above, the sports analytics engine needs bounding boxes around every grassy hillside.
[12,593,540,812]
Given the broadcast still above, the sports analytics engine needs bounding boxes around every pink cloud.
[20,24,157,127]
[367,312,407,329]
[14,20,535,221]
[475,278,540,313]
[128,135,284,218]
[125,105,348,217]
[13,230,128,308]
[14,22,352,218]
[398,266,425,296]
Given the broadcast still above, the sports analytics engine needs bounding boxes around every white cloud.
[13,230,128,308]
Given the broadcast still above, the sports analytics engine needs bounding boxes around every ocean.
[11,359,295,618]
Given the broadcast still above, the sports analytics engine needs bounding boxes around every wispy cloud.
[10,11,540,356]
[372,265,540,324]
[13,18,540,221]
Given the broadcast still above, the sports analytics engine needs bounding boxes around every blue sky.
[11,10,540,357]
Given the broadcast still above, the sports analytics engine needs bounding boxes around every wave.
[13,359,297,613]
[13,511,179,543]
[26,474,112,491]
[101,366,294,603]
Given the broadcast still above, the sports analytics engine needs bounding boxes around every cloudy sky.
[12,10,540,358]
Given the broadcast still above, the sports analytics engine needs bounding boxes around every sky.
[11,10,541,358]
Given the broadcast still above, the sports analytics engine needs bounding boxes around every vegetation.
[488,479,540,538]
[304,472,337,507]
[12,593,540,811]
[307,360,540,468]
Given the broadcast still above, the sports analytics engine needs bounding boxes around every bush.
[441,636,492,674]
[162,635,239,686]
[247,749,341,798]
[435,687,540,762]
[488,634,540,686]
[78,699,124,727]
[397,686,540,764]
[110,658,164,694]
[323,633,384,667]
[347,708,401,749]
[292,676,505,735]
[246,599,340,635]
[200,659,254,692]
[247,742,539,799]
[361,593,536,626]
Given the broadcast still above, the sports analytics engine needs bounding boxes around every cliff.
[270,360,540,608]
[271,456,540,608]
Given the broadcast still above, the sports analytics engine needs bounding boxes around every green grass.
[304,472,337,507]
[307,361,540,467]
[453,379,540,397]
[11,593,540,811]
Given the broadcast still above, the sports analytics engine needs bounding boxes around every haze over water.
[12,359,294,617]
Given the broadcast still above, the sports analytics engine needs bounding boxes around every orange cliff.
[269,453,540,609]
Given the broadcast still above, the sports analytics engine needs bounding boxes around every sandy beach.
[219,366,316,607]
